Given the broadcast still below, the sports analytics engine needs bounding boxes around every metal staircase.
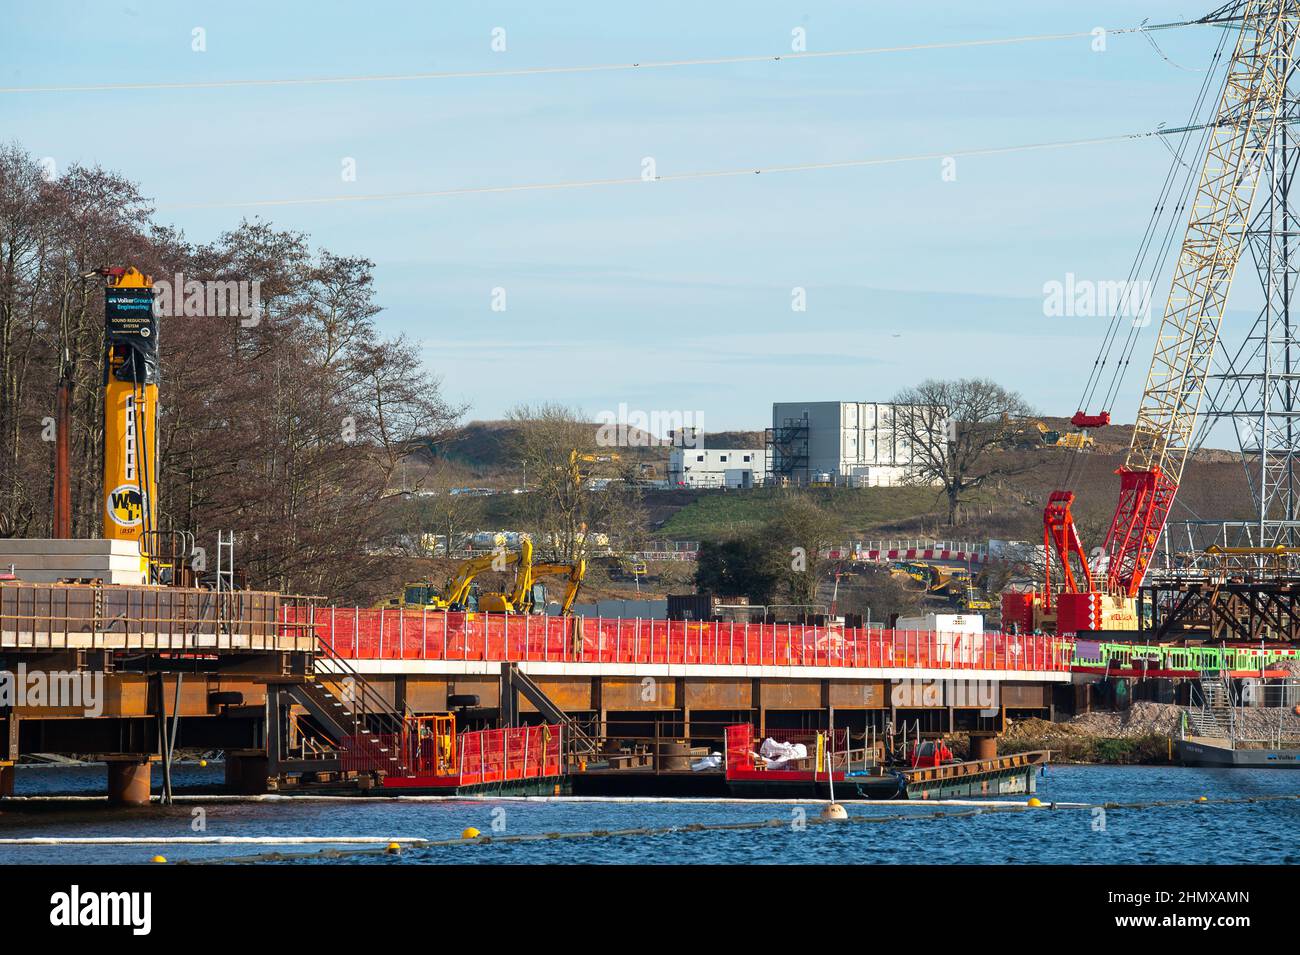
[503,663,599,759]
[1186,671,1237,743]
[270,641,415,780]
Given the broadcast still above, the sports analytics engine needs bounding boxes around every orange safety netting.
[341,724,564,782]
[282,607,1073,672]
[725,724,753,772]
[456,724,564,786]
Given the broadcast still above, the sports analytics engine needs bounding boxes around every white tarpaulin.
[758,738,808,770]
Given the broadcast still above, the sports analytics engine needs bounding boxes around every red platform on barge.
[343,724,566,793]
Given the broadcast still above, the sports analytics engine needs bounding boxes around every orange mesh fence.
[725,724,753,772]
[286,607,1072,672]
[456,724,564,786]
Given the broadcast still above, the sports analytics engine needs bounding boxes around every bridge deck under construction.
[0,580,316,652]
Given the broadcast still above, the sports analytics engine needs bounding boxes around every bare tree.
[508,403,596,562]
[0,145,465,603]
[766,493,846,608]
[419,464,486,557]
[890,378,1036,525]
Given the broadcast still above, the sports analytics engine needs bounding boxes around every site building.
[767,401,945,487]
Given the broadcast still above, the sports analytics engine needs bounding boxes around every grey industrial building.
[767,401,943,487]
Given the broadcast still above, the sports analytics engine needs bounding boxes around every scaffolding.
[765,415,811,485]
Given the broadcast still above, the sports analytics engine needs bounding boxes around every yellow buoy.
[385,841,402,854]
[151,855,167,864]
[1027,797,1043,807]
[1197,796,1209,803]
[199,759,208,768]
[462,827,481,839]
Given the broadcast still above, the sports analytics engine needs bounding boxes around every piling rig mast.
[1030,0,1300,634]
[100,266,159,579]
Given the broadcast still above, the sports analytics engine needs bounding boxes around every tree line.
[0,143,461,601]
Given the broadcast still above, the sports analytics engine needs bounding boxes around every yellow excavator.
[478,538,586,615]
[378,549,525,611]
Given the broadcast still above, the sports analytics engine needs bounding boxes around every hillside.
[648,447,1255,543]
[400,418,1258,547]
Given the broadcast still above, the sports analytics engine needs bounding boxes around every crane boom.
[1025,1,1300,635]
[1104,0,1300,596]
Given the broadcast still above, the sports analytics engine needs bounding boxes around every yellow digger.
[377,549,526,611]
[478,538,586,615]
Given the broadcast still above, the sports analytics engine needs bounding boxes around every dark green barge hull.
[1175,739,1300,769]
[728,751,1049,800]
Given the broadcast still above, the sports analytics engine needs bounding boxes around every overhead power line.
[158,122,1232,211]
[0,18,1228,95]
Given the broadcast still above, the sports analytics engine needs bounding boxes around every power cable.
[157,124,1231,212]
[0,17,1236,95]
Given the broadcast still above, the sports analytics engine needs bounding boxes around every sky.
[0,1,1263,435]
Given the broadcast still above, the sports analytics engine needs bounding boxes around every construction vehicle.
[378,549,524,611]
[1009,420,1095,451]
[478,538,586,615]
[1056,430,1095,451]
[1021,3,1300,635]
[611,554,648,579]
[958,587,994,613]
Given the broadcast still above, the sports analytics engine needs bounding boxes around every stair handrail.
[311,637,418,774]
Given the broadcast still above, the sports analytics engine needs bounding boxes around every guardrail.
[456,725,564,785]
[340,723,564,783]
[1,580,316,652]
[289,607,1072,672]
[1072,641,1298,673]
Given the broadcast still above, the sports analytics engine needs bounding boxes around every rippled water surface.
[1,763,1296,864]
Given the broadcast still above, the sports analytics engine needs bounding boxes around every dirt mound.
[1068,701,1185,738]
[1005,702,1184,742]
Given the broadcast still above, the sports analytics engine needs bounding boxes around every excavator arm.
[443,550,520,609]
[528,559,587,615]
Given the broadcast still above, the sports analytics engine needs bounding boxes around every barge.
[721,725,1047,800]
[1174,738,1300,769]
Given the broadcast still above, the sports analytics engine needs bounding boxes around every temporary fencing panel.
[284,606,1074,673]
[456,724,564,786]
[725,724,754,772]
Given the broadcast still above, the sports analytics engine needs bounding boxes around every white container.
[894,612,984,634]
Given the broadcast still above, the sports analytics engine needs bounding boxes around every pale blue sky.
[0,2,1255,432]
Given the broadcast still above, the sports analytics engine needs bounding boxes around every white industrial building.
[768,401,944,487]
[668,447,766,488]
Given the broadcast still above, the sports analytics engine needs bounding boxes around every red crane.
[1027,1,1300,634]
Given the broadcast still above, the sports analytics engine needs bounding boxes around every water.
[1,763,1296,865]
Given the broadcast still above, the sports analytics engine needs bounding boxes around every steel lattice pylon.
[1105,0,1300,592]
[1200,51,1300,549]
